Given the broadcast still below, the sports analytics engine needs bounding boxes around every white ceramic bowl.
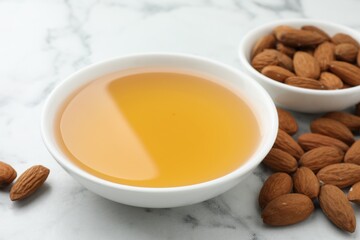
[239,19,360,113]
[41,53,278,208]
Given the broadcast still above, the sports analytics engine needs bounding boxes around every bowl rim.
[238,18,360,95]
[41,52,278,193]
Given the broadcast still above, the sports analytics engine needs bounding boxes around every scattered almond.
[273,129,304,159]
[319,184,356,233]
[310,118,354,145]
[344,140,360,165]
[299,146,344,173]
[348,182,360,205]
[293,167,320,199]
[317,163,360,188]
[293,51,321,79]
[258,172,293,209]
[298,133,349,152]
[251,34,276,59]
[10,165,50,201]
[285,76,326,90]
[329,61,360,86]
[332,33,359,48]
[314,41,335,71]
[276,107,298,135]
[323,111,360,131]
[319,72,343,89]
[262,193,314,226]
[263,148,298,173]
[261,65,295,82]
[335,43,358,62]
[0,161,17,187]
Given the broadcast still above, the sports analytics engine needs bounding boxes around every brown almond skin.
[10,165,50,201]
[357,50,360,67]
[329,61,360,86]
[0,161,17,187]
[276,42,296,57]
[332,33,359,48]
[310,118,354,145]
[324,111,360,131]
[319,184,356,233]
[314,42,335,71]
[263,148,298,173]
[276,107,298,135]
[298,133,349,152]
[285,77,326,90]
[251,34,276,59]
[293,167,320,199]
[294,51,321,79]
[274,25,326,47]
[262,193,314,226]
[301,25,330,40]
[299,146,344,173]
[344,140,360,165]
[261,65,295,82]
[334,43,358,62]
[274,129,304,159]
[317,163,360,188]
[252,49,293,72]
[319,72,343,90]
[258,172,293,209]
[348,182,360,204]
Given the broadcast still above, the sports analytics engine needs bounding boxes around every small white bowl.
[41,53,278,208]
[239,19,360,113]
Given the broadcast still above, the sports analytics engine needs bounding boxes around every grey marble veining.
[1,0,360,239]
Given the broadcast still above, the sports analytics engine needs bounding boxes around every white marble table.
[1,0,360,239]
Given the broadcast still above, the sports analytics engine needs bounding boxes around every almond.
[276,42,296,57]
[276,107,298,135]
[293,52,321,79]
[334,43,358,62]
[251,34,276,59]
[274,25,326,47]
[310,118,354,145]
[357,49,360,66]
[252,49,293,72]
[258,172,293,209]
[0,161,17,187]
[262,193,314,226]
[348,182,360,204]
[301,25,330,40]
[319,184,356,233]
[293,167,320,199]
[317,163,360,188]
[263,148,298,173]
[329,61,360,86]
[298,133,349,152]
[274,129,304,159]
[332,33,359,48]
[285,76,326,90]
[299,146,344,173]
[314,42,335,71]
[261,66,295,82]
[344,139,360,165]
[10,165,50,201]
[319,72,343,89]
[324,111,360,131]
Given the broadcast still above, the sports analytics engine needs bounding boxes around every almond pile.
[259,104,360,232]
[0,162,49,201]
[251,25,360,89]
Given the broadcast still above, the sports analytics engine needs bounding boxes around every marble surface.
[1,0,360,239]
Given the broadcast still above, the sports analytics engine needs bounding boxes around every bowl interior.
[41,53,278,191]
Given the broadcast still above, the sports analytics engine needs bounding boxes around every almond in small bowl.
[239,19,360,113]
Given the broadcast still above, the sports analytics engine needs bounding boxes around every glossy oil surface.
[57,70,260,187]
